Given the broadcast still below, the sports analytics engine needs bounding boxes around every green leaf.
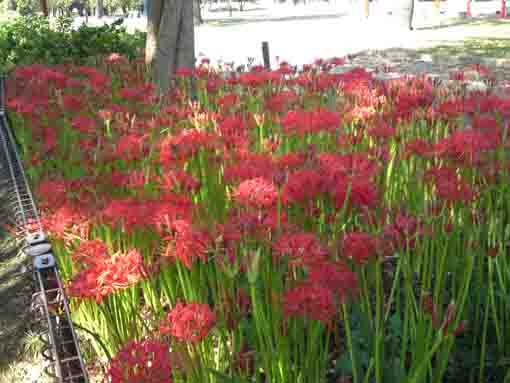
[206,369,251,383]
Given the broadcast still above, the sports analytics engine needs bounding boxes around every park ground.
[67,0,510,73]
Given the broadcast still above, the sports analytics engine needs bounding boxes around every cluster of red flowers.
[108,339,172,383]
[282,283,337,325]
[160,302,216,343]
[68,247,146,303]
[101,194,193,233]
[232,177,279,209]
[10,56,509,381]
[280,108,341,136]
[272,231,329,266]
[162,219,212,269]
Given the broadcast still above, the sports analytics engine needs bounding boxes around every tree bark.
[194,0,203,25]
[409,0,414,30]
[96,0,104,18]
[146,0,195,92]
[40,0,48,16]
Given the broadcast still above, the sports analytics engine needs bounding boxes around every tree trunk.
[96,0,104,17]
[409,0,414,30]
[364,0,369,18]
[7,0,15,11]
[146,0,195,92]
[194,0,203,25]
[40,0,48,16]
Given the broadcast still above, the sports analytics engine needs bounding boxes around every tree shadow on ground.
[416,15,510,30]
[205,6,268,13]
[417,37,510,58]
[205,12,347,27]
[0,220,32,374]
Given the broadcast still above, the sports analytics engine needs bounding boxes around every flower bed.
[6,57,510,383]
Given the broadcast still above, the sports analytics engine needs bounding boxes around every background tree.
[409,0,414,30]
[194,0,202,25]
[146,0,195,92]
[96,0,103,17]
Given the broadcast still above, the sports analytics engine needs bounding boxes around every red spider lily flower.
[435,176,476,204]
[217,114,249,149]
[40,126,57,152]
[222,208,287,245]
[41,201,91,240]
[160,129,219,165]
[233,346,256,376]
[217,93,240,111]
[108,339,172,383]
[265,91,299,113]
[37,179,68,208]
[71,239,109,268]
[273,231,329,267]
[163,219,211,269]
[125,169,150,191]
[435,128,495,164]
[281,108,340,136]
[118,84,156,103]
[14,64,45,80]
[156,170,201,193]
[276,62,295,75]
[41,69,69,89]
[175,67,194,78]
[383,213,422,251]
[403,138,436,159]
[281,169,327,205]
[275,152,307,172]
[426,166,478,203]
[233,177,279,209]
[114,133,148,162]
[160,302,216,344]
[340,231,378,265]
[223,151,275,183]
[98,108,114,122]
[367,121,397,141]
[282,283,337,325]
[68,249,147,303]
[452,320,467,337]
[71,115,97,134]
[102,194,193,233]
[331,176,379,210]
[450,71,465,82]
[308,261,359,303]
[62,94,85,112]
[318,153,379,183]
[87,72,112,94]
[238,71,271,88]
[206,77,224,93]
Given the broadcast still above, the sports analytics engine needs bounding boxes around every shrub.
[0,15,145,71]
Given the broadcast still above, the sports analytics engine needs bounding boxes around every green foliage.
[0,15,145,71]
